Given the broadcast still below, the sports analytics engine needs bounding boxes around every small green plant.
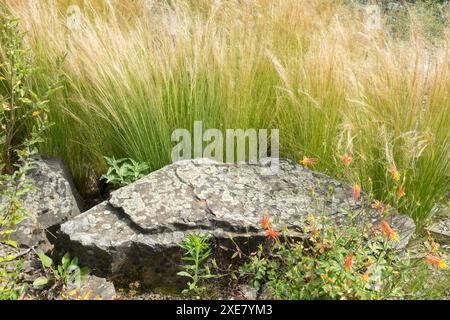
[177,233,216,294]
[34,252,90,290]
[0,255,27,300]
[101,156,149,188]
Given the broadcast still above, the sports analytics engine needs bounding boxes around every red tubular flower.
[381,220,399,241]
[425,255,447,269]
[431,242,440,254]
[342,153,352,166]
[266,228,279,240]
[344,254,353,271]
[352,184,361,201]
[299,156,318,167]
[389,165,400,181]
[397,186,406,199]
[260,215,270,230]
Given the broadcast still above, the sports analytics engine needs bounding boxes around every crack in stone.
[173,166,260,233]
[173,166,217,217]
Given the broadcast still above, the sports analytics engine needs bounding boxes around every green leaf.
[38,251,53,268]
[0,239,18,247]
[0,229,17,236]
[80,266,91,279]
[70,256,79,267]
[61,252,70,269]
[0,254,17,262]
[176,271,193,278]
[33,276,49,287]
[57,265,64,276]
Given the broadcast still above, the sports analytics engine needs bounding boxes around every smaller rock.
[75,276,116,300]
[239,285,258,300]
[427,218,450,244]
[5,156,83,250]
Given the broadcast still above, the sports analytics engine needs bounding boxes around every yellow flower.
[371,200,384,213]
[306,213,315,225]
[361,272,369,283]
[389,165,400,181]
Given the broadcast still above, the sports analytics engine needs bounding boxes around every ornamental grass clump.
[3,0,449,226]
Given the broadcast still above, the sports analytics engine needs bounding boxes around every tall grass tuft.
[4,0,449,226]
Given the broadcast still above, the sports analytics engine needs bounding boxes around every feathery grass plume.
[4,0,449,226]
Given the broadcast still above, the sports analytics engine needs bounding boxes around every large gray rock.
[5,156,83,250]
[57,158,415,288]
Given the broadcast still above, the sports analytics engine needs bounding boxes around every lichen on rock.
[57,158,415,287]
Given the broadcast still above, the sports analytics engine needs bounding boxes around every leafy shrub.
[0,17,59,173]
[238,213,448,300]
[101,156,149,188]
[0,15,58,300]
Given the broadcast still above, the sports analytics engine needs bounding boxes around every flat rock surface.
[58,158,415,287]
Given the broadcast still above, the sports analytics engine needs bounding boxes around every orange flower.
[318,243,332,254]
[425,255,447,269]
[371,200,384,213]
[320,273,334,283]
[342,153,353,166]
[352,184,361,201]
[361,271,369,283]
[266,228,279,240]
[431,242,440,254]
[299,156,318,167]
[311,228,319,237]
[397,186,406,199]
[260,215,270,230]
[381,220,399,241]
[389,165,400,181]
[344,254,353,271]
